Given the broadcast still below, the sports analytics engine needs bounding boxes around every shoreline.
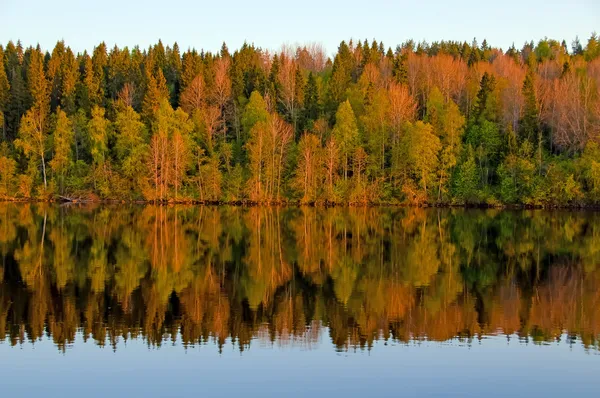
[2,197,599,210]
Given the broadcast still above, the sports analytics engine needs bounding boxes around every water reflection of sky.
[2,331,598,397]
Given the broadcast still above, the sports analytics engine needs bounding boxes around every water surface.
[0,204,599,396]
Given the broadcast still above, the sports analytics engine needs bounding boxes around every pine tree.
[292,65,305,133]
[472,72,497,123]
[302,72,320,128]
[328,41,353,111]
[392,52,408,84]
[268,54,281,100]
[5,42,27,139]
[520,70,539,143]
[61,47,79,114]
[91,42,108,104]
[26,46,49,113]
[181,50,202,91]
[166,42,182,105]
[0,46,10,139]
[142,68,169,119]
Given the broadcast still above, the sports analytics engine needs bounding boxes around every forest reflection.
[0,203,599,352]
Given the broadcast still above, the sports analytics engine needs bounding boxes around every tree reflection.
[0,203,599,352]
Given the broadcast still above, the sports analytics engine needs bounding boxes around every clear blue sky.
[1,0,598,56]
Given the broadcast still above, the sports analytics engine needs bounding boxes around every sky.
[1,0,598,56]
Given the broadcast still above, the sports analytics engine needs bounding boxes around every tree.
[142,68,169,119]
[171,108,194,200]
[88,105,110,194]
[302,72,320,128]
[180,74,206,114]
[49,108,74,193]
[399,121,441,199]
[452,146,479,204]
[520,70,539,143]
[0,144,17,197]
[211,57,231,112]
[331,100,359,180]
[328,41,354,109]
[27,46,50,113]
[426,87,465,200]
[324,138,340,201]
[147,100,193,201]
[472,72,498,123]
[497,141,536,203]
[4,41,27,139]
[15,107,49,189]
[294,133,323,202]
[465,73,502,191]
[278,57,304,133]
[361,89,390,176]
[245,114,292,202]
[580,142,600,203]
[242,91,269,137]
[115,106,147,197]
[0,48,10,139]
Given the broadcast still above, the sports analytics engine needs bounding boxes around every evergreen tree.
[0,46,10,139]
[327,41,353,112]
[4,41,28,139]
[520,70,539,143]
[142,68,169,119]
[392,52,408,84]
[26,46,49,113]
[302,72,320,128]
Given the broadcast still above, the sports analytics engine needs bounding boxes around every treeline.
[1,204,600,350]
[0,35,599,205]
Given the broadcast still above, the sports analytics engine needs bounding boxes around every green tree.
[142,68,169,119]
[497,141,536,203]
[0,143,17,197]
[327,41,353,111]
[581,142,600,203]
[520,70,539,144]
[332,100,359,180]
[241,91,269,138]
[49,108,74,193]
[426,86,465,200]
[302,72,320,128]
[0,47,10,139]
[399,121,441,199]
[115,106,148,197]
[15,107,49,190]
[88,105,110,195]
[452,146,479,204]
[4,41,27,139]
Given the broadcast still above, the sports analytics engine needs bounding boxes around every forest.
[0,35,599,205]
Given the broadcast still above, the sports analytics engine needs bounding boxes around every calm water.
[0,204,599,396]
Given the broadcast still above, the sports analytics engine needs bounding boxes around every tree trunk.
[41,152,47,189]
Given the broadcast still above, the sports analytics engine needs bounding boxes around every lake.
[0,204,599,396]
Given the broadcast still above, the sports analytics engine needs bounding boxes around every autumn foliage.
[0,35,599,205]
